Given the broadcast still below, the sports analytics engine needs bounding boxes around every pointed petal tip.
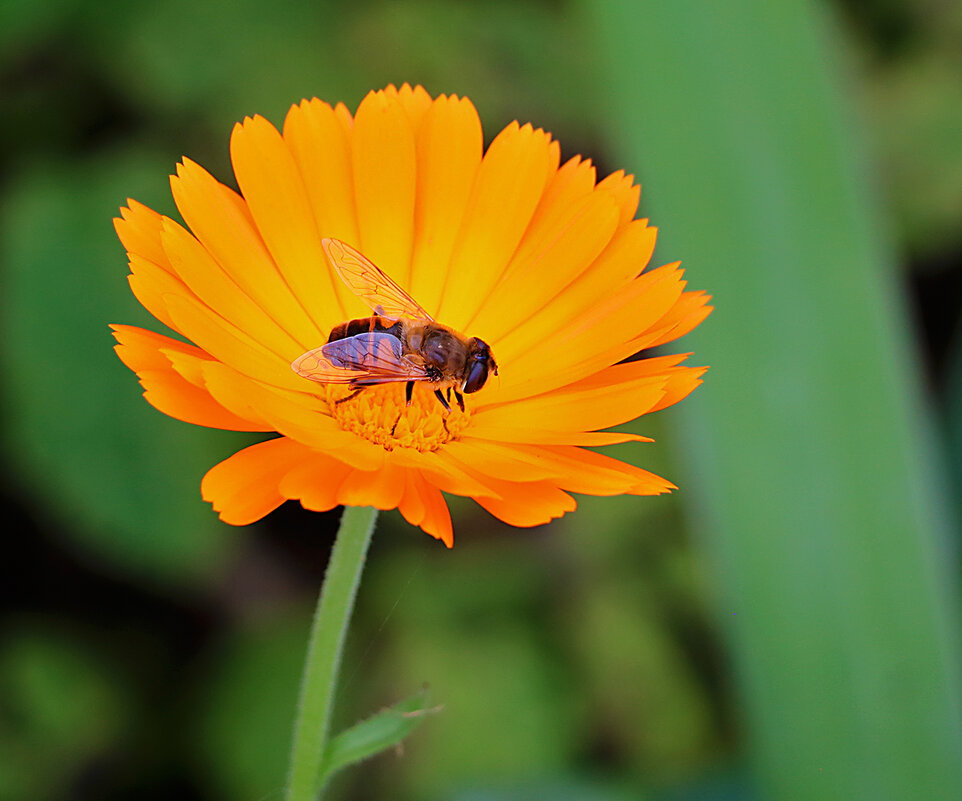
[177,156,201,173]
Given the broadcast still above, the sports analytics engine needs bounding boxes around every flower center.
[326,383,469,452]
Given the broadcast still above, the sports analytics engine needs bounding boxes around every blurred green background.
[2,1,962,799]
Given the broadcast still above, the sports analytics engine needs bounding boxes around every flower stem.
[285,505,378,801]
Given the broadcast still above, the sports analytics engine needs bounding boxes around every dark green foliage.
[2,2,961,800]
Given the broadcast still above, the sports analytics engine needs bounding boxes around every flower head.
[112,83,711,547]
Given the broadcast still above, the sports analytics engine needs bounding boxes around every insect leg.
[433,388,452,414]
[333,386,365,406]
[391,384,410,436]
[453,388,465,412]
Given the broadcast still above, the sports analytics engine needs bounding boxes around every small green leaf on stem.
[316,689,440,791]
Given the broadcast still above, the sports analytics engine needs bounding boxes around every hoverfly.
[292,238,498,414]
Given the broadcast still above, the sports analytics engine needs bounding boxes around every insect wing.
[322,238,434,323]
[291,347,357,384]
[292,332,428,385]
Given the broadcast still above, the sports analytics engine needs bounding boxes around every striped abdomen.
[327,317,404,344]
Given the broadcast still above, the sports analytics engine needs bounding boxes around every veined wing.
[292,332,429,385]
[321,238,434,322]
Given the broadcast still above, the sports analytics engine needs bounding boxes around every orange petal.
[477,156,597,319]
[137,369,268,431]
[351,90,417,289]
[200,362,388,473]
[491,156,597,285]
[437,122,560,330]
[197,359,311,433]
[454,442,671,498]
[114,200,170,270]
[195,360,384,472]
[551,262,685,350]
[569,352,693,389]
[469,374,667,436]
[643,290,714,348]
[566,353,707,414]
[535,445,676,496]
[230,115,343,333]
[170,158,320,348]
[416,476,454,547]
[649,365,707,413]
[395,83,433,129]
[164,292,309,392]
[390,448,500,499]
[336,462,406,510]
[408,93,483,317]
[473,479,576,527]
[597,169,640,227]
[459,427,651,447]
[112,325,268,431]
[202,437,313,525]
[484,219,657,381]
[283,98,365,319]
[488,263,686,402]
[126,254,191,333]
[161,350,272,429]
[440,439,563,483]
[278,452,354,512]
[334,101,354,134]
[111,324,205,373]
[390,460,455,545]
[397,469,427,529]
[159,217,304,359]
[551,330,682,403]
[530,156,598,229]
[468,189,620,343]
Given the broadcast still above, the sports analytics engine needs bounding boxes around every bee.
[292,238,498,415]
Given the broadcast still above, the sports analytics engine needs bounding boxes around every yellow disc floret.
[326,384,470,452]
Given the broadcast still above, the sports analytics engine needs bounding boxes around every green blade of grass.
[584,2,962,799]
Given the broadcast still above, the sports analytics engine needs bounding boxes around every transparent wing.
[322,238,434,322]
[292,332,429,385]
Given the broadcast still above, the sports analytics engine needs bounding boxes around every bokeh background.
[3,1,962,799]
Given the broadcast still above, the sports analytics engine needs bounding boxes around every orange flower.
[112,84,711,547]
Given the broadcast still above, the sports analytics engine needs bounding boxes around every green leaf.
[316,689,438,791]
[0,150,243,583]
[583,2,962,801]
[946,326,962,520]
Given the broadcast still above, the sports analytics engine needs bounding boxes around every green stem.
[285,505,378,801]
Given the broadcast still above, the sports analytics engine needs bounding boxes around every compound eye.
[463,359,488,394]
